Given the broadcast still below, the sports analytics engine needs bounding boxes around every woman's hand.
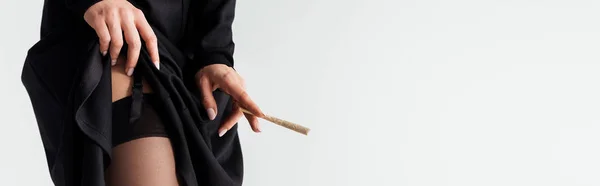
[84,0,160,76]
[196,64,264,137]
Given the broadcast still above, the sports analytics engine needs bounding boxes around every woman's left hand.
[195,64,264,137]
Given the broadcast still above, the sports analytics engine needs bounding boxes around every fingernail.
[255,121,262,133]
[207,108,216,120]
[154,61,160,70]
[218,129,228,137]
[126,68,134,76]
[101,51,107,56]
[111,59,117,66]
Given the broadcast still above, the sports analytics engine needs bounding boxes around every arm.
[189,0,237,74]
[190,0,264,135]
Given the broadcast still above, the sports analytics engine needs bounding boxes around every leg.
[105,57,179,186]
[105,137,179,186]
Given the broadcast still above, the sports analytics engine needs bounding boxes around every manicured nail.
[207,108,216,120]
[101,51,107,56]
[255,120,262,133]
[111,59,117,66]
[126,68,134,76]
[154,61,160,70]
[218,129,228,137]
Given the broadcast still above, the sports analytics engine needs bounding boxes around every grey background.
[2,0,600,185]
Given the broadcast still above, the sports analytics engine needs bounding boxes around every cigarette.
[241,108,310,135]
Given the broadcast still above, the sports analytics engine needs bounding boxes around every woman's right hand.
[84,0,160,76]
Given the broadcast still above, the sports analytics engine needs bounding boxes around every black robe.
[21,0,243,185]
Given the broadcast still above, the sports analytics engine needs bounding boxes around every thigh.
[105,137,179,186]
[111,56,153,102]
[106,57,178,186]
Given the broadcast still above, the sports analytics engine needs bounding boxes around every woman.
[21,0,263,185]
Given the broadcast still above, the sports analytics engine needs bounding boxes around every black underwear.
[111,72,169,147]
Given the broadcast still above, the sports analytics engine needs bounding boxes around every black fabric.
[111,94,169,147]
[21,0,243,186]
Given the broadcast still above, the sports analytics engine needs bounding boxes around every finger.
[91,19,110,56]
[106,12,123,66]
[218,103,243,137]
[134,10,160,69]
[122,12,141,76]
[224,81,264,117]
[244,112,261,133]
[198,76,218,120]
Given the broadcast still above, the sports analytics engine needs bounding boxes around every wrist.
[195,64,232,79]
[68,0,102,18]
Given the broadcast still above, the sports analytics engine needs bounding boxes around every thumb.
[198,76,218,120]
